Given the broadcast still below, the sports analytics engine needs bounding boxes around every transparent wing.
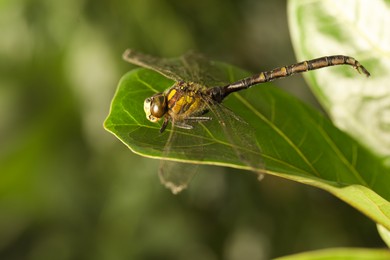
[202,97,265,179]
[158,99,264,193]
[123,49,228,87]
[158,161,198,194]
[158,122,205,194]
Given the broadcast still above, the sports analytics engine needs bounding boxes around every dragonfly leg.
[186,116,212,122]
[174,116,212,130]
[160,117,170,133]
[175,122,194,130]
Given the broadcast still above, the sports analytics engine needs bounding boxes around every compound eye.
[150,95,167,118]
[144,94,167,122]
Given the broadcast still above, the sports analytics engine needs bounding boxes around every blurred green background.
[0,0,385,259]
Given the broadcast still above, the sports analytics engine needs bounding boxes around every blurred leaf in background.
[0,0,388,259]
[289,0,390,161]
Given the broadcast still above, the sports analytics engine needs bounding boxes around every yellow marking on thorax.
[171,96,185,114]
[166,84,208,120]
[172,95,203,118]
[167,89,177,101]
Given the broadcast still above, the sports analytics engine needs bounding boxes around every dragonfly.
[123,49,370,193]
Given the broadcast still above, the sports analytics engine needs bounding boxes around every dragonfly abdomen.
[221,55,370,99]
[285,55,370,77]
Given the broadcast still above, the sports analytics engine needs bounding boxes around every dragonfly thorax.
[144,93,167,122]
[144,82,211,132]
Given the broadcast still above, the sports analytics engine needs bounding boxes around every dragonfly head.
[144,93,167,122]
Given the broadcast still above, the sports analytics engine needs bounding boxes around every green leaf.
[377,224,390,248]
[104,61,390,229]
[274,248,390,260]
[288,0,390,158]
